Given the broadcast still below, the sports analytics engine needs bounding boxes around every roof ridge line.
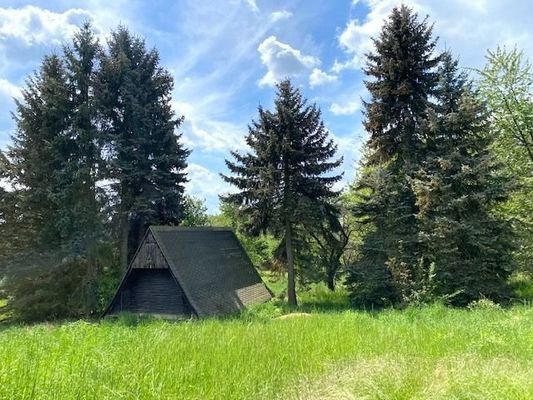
[149,225,233,232]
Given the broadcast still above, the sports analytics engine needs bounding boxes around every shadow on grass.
[510,272,533,304]
[269,282,355,315]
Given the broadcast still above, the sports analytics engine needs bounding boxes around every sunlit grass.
[0,299,8,322]
[1,297,532,399]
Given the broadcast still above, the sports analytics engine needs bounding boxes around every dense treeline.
[0,6,532,321]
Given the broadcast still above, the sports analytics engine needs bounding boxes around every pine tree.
[347,5,441,306]
[95,26,190,270]
[412,53,515,305]
[364,5,440,167]
[222,80,342,307]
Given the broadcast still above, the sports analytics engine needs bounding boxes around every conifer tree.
[347,5,441,305]
[412,53,515,305]
[2,55,86,320]
[95,27,190,269]
[8,55,71,251]
[62,23,103,251]
[222,80,342,307]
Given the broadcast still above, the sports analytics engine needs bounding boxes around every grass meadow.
[1,281,532,400]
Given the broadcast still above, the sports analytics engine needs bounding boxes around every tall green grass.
[1,303,532,399]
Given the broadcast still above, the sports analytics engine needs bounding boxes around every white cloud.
[270,10,292,22]
[0,79,21,148]
[335,1,393,72]
[330,100,361,116]
[186,163,230,197]
[0,6,95,46]
[257,35,319,87]
[309,68,337,87]
[330,129,367,188]
[184,119,246,153]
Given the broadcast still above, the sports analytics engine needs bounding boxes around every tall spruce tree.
[222,80,342,307]
[1,24,114,320]
[412,53,515,305]
[347,5,441,306]
[62,23,103,251]
[8,55,71,252]
[3,55,86,320]
[95,27,189,270]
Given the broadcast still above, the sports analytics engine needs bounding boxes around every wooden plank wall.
[131,232,168,269]
[113,269,192,316]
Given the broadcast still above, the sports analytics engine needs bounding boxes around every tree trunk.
[327,266,336,291]
[285,220,297,308]
[119,212,130,271]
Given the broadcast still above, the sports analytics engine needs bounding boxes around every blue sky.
[1,0,533,212]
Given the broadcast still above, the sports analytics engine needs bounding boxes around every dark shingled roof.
[108,226,272,317]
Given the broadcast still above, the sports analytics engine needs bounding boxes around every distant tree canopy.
[181,195,209,227]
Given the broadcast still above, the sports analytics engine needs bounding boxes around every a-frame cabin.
[104,226,272,318]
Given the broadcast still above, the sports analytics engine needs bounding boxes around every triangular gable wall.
[104,230,195,317]
[130,231,169,270]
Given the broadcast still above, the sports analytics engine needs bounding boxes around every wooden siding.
[131,231,168,269]
[109,269,192,316]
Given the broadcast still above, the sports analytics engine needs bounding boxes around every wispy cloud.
[186,163,236,211]
[244,0,259,13]
[270,10,292,22]
[0,79,21,99]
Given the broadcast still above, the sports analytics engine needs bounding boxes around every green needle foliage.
[347,5,442,307]
[96,26,190,270]
[222,80,342,307]
[347,6,514,307]
[412,53,515,305]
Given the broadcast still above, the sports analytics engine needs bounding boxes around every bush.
[2,251,120,323]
